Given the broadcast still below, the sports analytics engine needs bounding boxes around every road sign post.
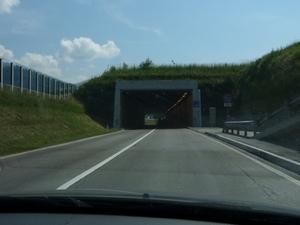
[222,94,233,118]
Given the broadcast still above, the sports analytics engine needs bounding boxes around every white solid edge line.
[189,130,300,187]
[57,129,156,190]
[218,134,300,165]
[0,130,124,160]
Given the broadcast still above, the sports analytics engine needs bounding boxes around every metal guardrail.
[222,120,257,137]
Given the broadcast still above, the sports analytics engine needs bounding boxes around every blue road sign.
[222,93,233,103]
[193,101,199,108]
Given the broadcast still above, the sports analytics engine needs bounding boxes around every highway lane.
[0,129,151,193]
[1,128,300,210]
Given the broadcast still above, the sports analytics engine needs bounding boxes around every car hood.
[1,188,300,217]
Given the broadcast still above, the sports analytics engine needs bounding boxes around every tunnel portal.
[113,81,200,128]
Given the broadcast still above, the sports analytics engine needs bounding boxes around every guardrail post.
[244,127,247,137]
[253,120,257,136]
[284,100,290,120]
[237,128,240,135]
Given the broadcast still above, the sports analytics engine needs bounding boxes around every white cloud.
[0,0,20,14]
[17,53,62,78]
[56,37,120,63]
[0,44,14,59]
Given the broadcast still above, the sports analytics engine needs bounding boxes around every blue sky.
[0,0,300,83]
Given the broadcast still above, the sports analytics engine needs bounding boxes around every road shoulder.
[189,127,300,175]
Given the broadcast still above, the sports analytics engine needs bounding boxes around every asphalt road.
[1,128,300,210]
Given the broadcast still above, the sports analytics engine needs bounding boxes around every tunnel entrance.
[113,81,200,128]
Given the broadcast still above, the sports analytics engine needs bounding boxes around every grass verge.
[0,89,118,156]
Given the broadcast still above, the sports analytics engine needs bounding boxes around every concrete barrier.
[254,115,300,140]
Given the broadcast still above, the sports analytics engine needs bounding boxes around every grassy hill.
[233,42,300,114]
[0,90,116,156]
[74,42,300,125]
[74,62,248,126]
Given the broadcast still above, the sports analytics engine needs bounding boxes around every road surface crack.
[239,167,279,203]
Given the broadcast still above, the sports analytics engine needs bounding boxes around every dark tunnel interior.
[120,89,193,129]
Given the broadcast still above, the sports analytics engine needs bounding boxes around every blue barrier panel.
[38,74,43,93]
[23,68,29,89]
[60,82,64,97]
[31,72,37,91]
[14,64,21,87]
[56,81,59,96]
[50,79,55,95]
[45,76,49,94]
[3,61,11,85]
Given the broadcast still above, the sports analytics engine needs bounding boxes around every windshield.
[1,0,300,216]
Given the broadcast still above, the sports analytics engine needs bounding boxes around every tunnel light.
[165,92,188,114]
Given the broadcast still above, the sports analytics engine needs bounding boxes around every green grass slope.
[233,41,300,114]
[0,90,116,156]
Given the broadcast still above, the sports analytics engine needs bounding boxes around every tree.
[122,62,128,70]
[109,65,116,72]
[139,57,153,69]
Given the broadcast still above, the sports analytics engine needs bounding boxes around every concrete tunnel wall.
[113,81,200,128]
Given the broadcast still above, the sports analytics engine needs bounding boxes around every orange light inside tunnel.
[165,92,188,114]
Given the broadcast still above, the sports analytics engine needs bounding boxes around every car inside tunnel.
[113,81,200,129]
